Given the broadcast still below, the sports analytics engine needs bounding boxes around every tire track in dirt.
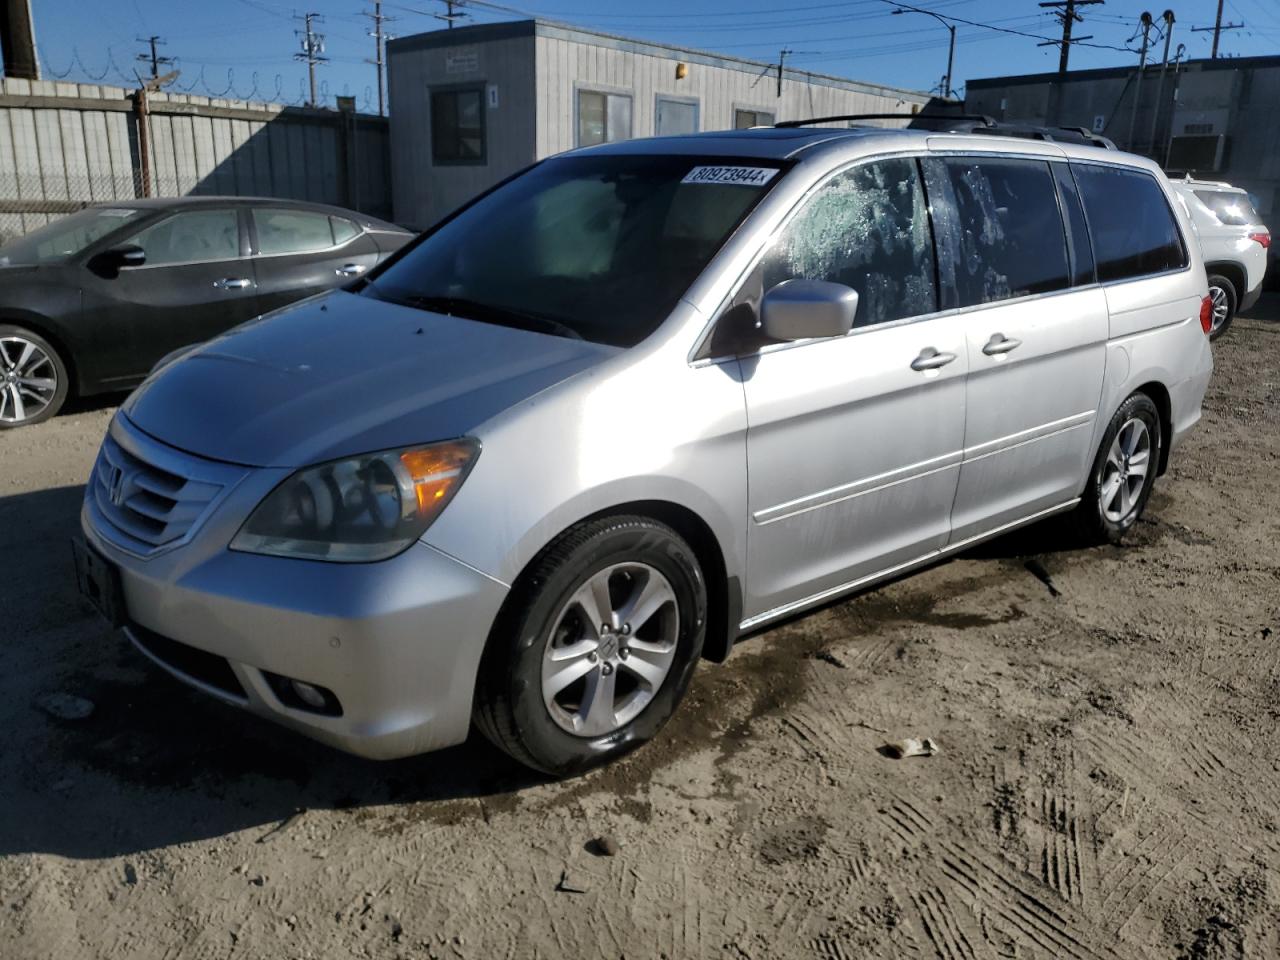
[937,839,1120,960]
[1032,788,1092,910]
[910,885,981,960]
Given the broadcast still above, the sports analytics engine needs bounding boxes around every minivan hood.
[123,290,617,468]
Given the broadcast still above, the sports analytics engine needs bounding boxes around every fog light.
[291,680,328,710]
[263,670,343,716]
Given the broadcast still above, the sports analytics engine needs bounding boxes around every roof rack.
[775,112,995,128]
[774,112,1117,150]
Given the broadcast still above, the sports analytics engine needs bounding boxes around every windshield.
[365,155,784,346]
[1194,190,1262,227]
[0,206,148,266]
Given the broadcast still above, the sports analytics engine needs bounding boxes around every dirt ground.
[2,299,1279,960]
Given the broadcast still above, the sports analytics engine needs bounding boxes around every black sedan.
[0,197,412,427]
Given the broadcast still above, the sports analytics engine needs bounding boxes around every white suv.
[1170,177,1270,338]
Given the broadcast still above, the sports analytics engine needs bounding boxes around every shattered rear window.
[761,157,937,327]
[925,157,1070,307]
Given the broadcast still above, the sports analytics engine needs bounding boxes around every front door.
[738,157,967,624]
[248,207,381,315]
[921,156,1107,542]
[78,206,258,385]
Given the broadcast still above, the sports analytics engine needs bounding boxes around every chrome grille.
[87,417,246,558]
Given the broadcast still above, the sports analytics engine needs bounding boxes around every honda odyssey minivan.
[77,122,1214,775]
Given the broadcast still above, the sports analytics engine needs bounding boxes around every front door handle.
[213,277,252,290]
[982,333,1023,356]
[910,347,957,371]
[336,263,367,277]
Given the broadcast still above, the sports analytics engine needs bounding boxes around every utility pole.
[136,35,174,81]
[890,6,956,99]
[295,13,328,108]
[1038,0,1104,73]
[435,0,467,29]
[1148,10,1175,152]
[776,48,791,98]
[364,1,394,116]
[1190,1,1242,59]
[1128,11,1153,153]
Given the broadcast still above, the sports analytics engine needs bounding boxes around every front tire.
[1067,392,1162,544]
[474,515,707,776]
[1206,274,1237,340]
[0,325,69,428]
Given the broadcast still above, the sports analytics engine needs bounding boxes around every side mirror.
[760,279,859,342]
[89,244,146,276]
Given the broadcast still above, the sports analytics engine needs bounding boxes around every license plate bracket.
[72,537,125,628]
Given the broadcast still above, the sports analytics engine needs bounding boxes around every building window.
[431,86,485,165]
[578,90,632,147]
[734,108,775,129]
[656,96,699,136]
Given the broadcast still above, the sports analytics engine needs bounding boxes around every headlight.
[230,439,479,562]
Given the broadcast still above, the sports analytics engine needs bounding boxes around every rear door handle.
[336,263,367,277]
[213,277,252,290]
[982,333,1023,356]
[910,347,957,371]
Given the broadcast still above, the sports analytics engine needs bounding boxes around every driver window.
[760,157,937,328]
[126,209,239,266]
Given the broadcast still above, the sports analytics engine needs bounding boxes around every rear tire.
[1206,274,1237,340]
[1066,392,1162,545]
[473,515,707,776]
[0,325,69,428]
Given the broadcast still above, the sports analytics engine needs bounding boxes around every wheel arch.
[1205,261,1245,302]
[1134,379,1173,476]
[494,499,740,666]
[0,313,80,398]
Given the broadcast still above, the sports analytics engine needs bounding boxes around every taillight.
[1249,231,1271,249]
[1200,295,1214,335]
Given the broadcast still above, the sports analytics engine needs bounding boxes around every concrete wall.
[0,78,392,243]
[388,20,930,229]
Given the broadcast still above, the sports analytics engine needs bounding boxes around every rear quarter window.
[1073,165,1187,283]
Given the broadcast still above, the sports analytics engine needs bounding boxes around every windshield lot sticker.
[682,166,779,187]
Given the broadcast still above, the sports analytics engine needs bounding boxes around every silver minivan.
[77,124,1214,774]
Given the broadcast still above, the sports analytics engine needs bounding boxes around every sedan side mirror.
[89,244,146,277]
[760,279,859,342]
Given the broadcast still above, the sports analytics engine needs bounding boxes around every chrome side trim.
[738,497,1080,632]
[753,449,964,524]
[960,411,1095,462]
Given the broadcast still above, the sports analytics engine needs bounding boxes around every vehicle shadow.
[0,485,544,862]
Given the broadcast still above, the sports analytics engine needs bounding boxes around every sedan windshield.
[0,206,147,266]
[366,155,784,346]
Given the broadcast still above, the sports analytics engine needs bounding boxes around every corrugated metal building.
[965,55,1280,220]
[387,20,930,228]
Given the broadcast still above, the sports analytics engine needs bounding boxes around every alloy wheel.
[1208,285,1230,334]
[0,336,59,424]
[541,562,679,738]
[1099,417,1151,523]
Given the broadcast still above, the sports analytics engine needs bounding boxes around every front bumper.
[81,421,509,760]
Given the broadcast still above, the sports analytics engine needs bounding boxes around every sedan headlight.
[230,439,479,562]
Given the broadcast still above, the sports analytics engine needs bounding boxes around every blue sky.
[30,0,1280,110]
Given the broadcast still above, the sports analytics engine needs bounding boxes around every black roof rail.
[775,112,995,128]
[774,112,1117,150]
[928,119,1118,149]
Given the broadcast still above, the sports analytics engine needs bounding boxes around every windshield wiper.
[378,292,584,341]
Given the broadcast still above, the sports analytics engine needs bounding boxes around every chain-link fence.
[0,78,392,246]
